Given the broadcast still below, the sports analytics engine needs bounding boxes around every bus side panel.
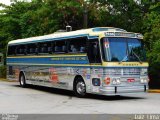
[7,64,92,92]
[7,65,20,81]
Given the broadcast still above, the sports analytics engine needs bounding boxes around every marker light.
[104,77,110,85]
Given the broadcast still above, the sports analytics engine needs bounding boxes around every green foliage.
[142,2,160,88]
[88,0,144,32]
[0,66,6,78]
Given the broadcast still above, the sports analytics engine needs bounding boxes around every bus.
[6,27,149,97]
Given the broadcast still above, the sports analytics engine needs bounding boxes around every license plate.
[127,79,135,82]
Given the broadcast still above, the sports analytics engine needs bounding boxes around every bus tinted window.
[8,37,87,56]
[87,39,101,63]
[68,37,86,53]
[8,45,16,56]
[54,41,66,53]
[26,43,37,55]
[38,41,53,54]
[16,45,25,55]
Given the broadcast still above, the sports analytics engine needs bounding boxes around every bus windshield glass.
[101,37,146,62]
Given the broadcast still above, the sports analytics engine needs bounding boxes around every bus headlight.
[140,78,148,83]
[112,78,121,85]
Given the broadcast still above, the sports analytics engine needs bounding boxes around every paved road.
[0,81,160,114]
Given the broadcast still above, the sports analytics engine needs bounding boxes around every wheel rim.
[20,75,24,85]
[76,81,86,95]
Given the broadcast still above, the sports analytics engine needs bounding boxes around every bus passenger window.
[80,46,85,52]
[35,48,39,54]
[19,48,24,54]
[87,39,101,63]
[54,41,66,53]
[62,45,66,52]
[41,47,45,53]
[48,47,52,54]
[16,45,26,55]
[68,37,87,53]
[55,46,58,52]
[38,43,49,54]
[30,48,34,53]
[8,45,17,56]
[24,46,27,55]
[27,43,36,55]
[70,45,77,53]
[42,44,47,53]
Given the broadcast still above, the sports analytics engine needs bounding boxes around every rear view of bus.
[97,29,149,95]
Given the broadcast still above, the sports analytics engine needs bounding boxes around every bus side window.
[24,45,28,55]
[16,45,25,55]
[27,43,36,55]
[35,47,39,55]
[54,41,66,53]
[47,41,53,54]
[15,46,17,55]
[87,39,101,63]
[8,45,16,56]
[48,47,52,54]
[68,37,87,53]
[19,48,24,54]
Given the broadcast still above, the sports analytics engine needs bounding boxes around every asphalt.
[0,81,160,114]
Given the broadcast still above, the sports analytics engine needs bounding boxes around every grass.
[0,78,16,82]
[0,78,8,81]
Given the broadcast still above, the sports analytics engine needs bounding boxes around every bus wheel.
[19,73,26,88]
[74,78,86,97]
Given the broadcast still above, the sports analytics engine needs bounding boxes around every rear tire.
[74,77,86,97]
[19,73,27,88]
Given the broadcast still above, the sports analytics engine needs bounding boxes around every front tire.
[74,78,86,97]
[19,73,27,88]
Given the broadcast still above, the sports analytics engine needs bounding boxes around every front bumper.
[99,85,148,95]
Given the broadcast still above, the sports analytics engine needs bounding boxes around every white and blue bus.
[7,27,149,97]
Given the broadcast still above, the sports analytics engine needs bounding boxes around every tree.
[87,0,144,32]
[143,2,160,88]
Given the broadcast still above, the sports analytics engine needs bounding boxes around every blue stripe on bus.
[7,56,89,64]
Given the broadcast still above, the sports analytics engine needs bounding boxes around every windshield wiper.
[130,47,142,64]
[119,47,142,64]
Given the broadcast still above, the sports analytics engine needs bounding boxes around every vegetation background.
[0,0,160,88]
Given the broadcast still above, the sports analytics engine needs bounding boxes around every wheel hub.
[76,81,85,94]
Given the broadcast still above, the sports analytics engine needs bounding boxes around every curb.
[148,89,160,93]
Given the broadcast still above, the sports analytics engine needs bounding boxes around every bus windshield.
[101,37,146,62]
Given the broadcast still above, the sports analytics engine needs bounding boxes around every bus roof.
[8,27,142,45]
